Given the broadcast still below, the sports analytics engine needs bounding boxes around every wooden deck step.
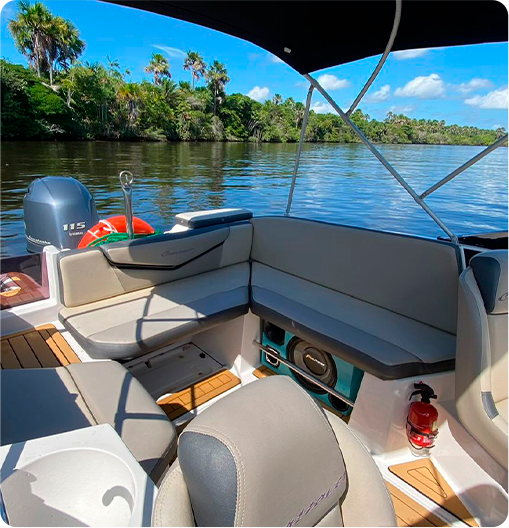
[389,459,478,527]
[1,325,81,369]
[158,369,241,421]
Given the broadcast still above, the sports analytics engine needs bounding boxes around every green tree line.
[2,1,506,145]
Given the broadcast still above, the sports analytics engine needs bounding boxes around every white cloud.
[465,87,508,109]
[491,124,506,130]
[248,86,270,102]
[269,54,284,64]
[395,73,445,99]
[311,102,334,114]
[153,45,186,59]
[0,0,14,20]
[392,48,430,60]
[317,74,349,91]
[456,78,493,94]
[366,84,391,103]
[389,105,413,114]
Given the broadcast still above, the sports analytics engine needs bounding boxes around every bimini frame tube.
[305,73,458,243]
[286,85,314,215]
[420,134,509,199]
[285,0,504,249]
[347,0,402,116]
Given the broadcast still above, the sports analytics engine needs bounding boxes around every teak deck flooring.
[389,459,478,527]
[158,369,241,421]
[1,324,81,369]
[387,481,449,527]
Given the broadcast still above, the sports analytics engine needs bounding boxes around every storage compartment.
[127,343,224,400]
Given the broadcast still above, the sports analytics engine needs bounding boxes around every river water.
[1,141,507,257]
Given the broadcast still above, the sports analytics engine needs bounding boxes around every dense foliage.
[2,1,506,145]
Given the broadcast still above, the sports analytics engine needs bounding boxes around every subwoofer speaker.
[261,321,364,416]
[286,337,337,394]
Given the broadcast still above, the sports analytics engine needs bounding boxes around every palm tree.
[8,0,52,77]
[183,51,206,90]
[206,60,230,115]
[46,16,85,85]
[272,93,282,105]
[55,17,85,73]
[9,1,85,85]
[118,83,143,131]
[145,53,171,85]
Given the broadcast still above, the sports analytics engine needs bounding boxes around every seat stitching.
[154,465,185,526]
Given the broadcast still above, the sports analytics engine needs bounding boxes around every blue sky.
[1,0,507,130]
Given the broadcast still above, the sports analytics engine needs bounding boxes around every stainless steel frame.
[284,0,507,249]
[253,340,355,408]
[306,74,459,243]
[286,85,314,215]
[420,134,509,199]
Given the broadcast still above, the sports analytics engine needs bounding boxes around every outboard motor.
[24,177,99,253]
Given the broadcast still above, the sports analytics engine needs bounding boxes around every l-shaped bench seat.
[58,224,252,361]
[57,216,462,380]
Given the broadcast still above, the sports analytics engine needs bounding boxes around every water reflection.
[1,141,507,257]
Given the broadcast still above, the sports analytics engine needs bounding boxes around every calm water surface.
[1,141,507,257]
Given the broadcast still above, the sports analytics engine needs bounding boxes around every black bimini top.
[105,0,508,74]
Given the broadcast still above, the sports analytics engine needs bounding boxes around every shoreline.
[2,138,506,148]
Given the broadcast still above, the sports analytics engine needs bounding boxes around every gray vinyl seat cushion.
[152,376,396,527]
[0,361,177,482]
[59,263,250,360]
[251,263,456,380]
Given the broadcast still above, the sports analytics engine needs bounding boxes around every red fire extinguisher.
[407,382,438,450]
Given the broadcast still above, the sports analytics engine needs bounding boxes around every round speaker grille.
[287,338,337,394]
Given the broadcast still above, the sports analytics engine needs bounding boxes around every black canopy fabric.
[104,0,508,74]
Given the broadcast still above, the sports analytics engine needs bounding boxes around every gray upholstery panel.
[0,362,177,482]
[65,361,176,481]
[179,433,237,527]
[155,377,395,527]
[489,314,508,404]
[58,223,253,308]
[60,263,250,360]
[324,410,396,527]
[103,228,229,268]
[470,250,508,315]
[250,217,460,333]
[64,290,248,360]
[178,376,347,527]
[251,263,456,379]
[176,209,253,228]
[455,267,508,468]
[152,462,195,527]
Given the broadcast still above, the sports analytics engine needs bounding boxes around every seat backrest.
[58,223,252,307]
[457,250,508,406]
[250,217,461,334]
[153,376,348,527]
